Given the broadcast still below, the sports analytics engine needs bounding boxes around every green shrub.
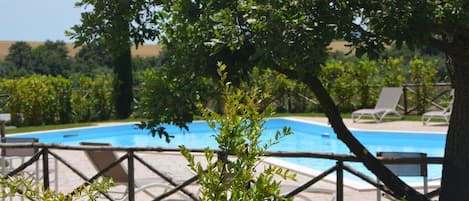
[243,68,313,113]
[180,64,295,200]
[319,56,439,114]
[71,74,113,122]
[0,74,113,126]
[0,75,72,126]
[0,176,112,201]
[409,58,437,114]
[319,60,355,111]
[380,57,405,87]
[352,60,379,108]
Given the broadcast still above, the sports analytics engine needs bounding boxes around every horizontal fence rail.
[0,143,443,201]
[402,83,452,115]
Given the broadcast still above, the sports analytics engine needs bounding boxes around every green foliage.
[75,40,112,68]
[380,57,405,87]
[353,60,379,108]
[71,0,141,119]
[319,60,356,111]
[319,56,441,112]
[31,40,71,76]
[69,0,160,47]
[243,68,313,113]
[0,75,113,126]
[0,60,31,78]
[409,58,437,114]
[134,68,200,142]
[71,74,114,122]
[0,176,113,201]
[73,40,113,76]
[180,64,294,201]
[0,75,72,126]
[132,56,163,72]
[75,0,466,199]
[5,41,33,72]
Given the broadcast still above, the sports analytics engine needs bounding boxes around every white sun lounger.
[352,87,403,123]
[422,89,454,125]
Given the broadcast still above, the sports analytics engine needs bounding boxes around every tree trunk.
[112,46,133,119]
[439,55,469,200]
[111,0,133,119]
[303,77,428,201]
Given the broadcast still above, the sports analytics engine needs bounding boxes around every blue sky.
[0,0,83,42]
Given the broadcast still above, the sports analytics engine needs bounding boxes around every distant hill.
[0,40,350,60]
[328,40,353,54]
[0,41,163,60]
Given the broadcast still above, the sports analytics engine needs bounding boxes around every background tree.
[69,0,161,118]
[74,1,466,200]
[335,1,469,199]
[5,41,33,72]
[0,60,29,78]
[73,40,113,76]
[154,1,426,200]
[31,40,71,76]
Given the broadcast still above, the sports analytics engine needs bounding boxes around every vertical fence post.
[42,147,49,190]
[128,150,135,201]
[0,120,5,140]
[1,125,5,201]
[403,85,408,115]
[336,160,344,201]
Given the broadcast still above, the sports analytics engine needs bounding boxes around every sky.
[0,0,83,42]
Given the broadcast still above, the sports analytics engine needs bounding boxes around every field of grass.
[0,41,163,60]
[327,40,353,53]
[0,40,349,61]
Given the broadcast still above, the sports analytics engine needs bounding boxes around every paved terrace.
[2,117,446,201]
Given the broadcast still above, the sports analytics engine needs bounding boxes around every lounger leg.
[354,114,363,123]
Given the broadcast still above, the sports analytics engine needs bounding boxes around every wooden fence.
[402,83,452,115]
[0,143,442,201]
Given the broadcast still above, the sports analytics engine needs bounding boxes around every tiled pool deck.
[4,117,446,201]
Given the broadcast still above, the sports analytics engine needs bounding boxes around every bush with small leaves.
[180,64,295,201]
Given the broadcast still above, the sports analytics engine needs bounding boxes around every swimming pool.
[13,118,445,184]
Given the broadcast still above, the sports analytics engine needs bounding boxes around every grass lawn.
[5,123,96,135]
[5,118,142,135]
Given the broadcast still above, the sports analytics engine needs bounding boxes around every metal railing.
[0,143,442,201]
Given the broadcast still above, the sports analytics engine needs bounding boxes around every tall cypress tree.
[70,0,134,119]
[110,0,133,119]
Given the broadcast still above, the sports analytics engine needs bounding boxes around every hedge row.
[0,56,444,127]
[0,74,113,126]
[319,57,442,112]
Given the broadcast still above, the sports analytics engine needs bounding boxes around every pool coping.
[281,117,446,135]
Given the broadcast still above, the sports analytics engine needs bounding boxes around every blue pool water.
[13,118,445,183]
